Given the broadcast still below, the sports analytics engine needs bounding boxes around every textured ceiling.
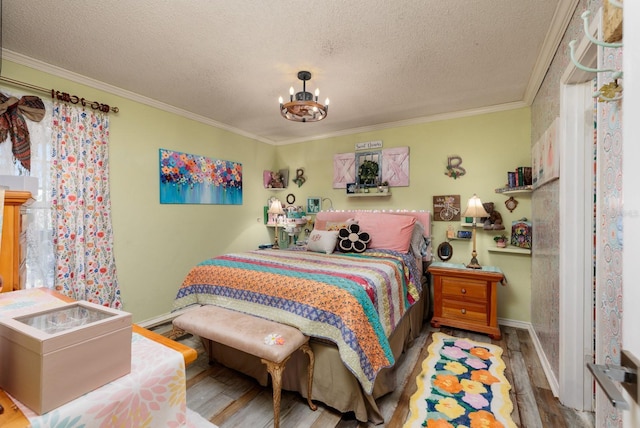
[2,1,566,144]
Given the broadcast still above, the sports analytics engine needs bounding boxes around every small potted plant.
[378,181,389,193]
[358,160,379,187]
[494,234,508,248]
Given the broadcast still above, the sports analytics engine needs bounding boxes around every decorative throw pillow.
[326,218,358,231]
[337,223,370,253]
[306,229,339,254]
[354,212,417,253]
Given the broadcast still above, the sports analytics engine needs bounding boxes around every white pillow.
[306,229,339,254]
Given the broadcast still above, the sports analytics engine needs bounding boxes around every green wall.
[276,108,532,322]
[2,61,276,322]
[3,60,532,323]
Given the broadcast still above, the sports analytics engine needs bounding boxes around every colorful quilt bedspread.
[173,248,422,394]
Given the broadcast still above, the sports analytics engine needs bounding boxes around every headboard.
[314,210,432,261]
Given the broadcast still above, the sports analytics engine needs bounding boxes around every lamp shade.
[462,194,489,219]
[268,199,285,215]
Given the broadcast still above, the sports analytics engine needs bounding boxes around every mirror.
[437,242,453,262]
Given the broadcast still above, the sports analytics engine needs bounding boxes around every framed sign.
[307,197,321,214]
[433,195,461,222]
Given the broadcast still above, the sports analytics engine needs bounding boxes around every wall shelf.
[494,186,532,195]
[488,247,531,255]
[460,223,494,229]
[347,192,391,198]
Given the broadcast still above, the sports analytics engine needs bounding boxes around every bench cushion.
[173,305,308,364]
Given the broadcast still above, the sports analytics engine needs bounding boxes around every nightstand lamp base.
[466,251,482,269]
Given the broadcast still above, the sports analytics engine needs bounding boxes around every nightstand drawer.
[442,299,487,323]
[441,278,487,300]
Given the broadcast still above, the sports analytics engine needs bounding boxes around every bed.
[172,210,432,424]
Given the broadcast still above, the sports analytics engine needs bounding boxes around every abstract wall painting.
[159,148,243,205]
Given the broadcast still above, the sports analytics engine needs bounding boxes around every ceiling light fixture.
[279,71,329,123]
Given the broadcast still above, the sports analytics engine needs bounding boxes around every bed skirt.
[198,283,429,424]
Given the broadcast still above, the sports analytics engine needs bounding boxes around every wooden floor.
[154,323,595,427]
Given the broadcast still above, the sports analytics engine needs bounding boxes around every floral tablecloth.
[0,288,200,428]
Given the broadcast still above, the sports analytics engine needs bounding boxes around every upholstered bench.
[173,305,316,428]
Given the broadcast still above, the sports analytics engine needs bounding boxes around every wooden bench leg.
[167,325,187,340]
[262,344,316,427]
[261,356,290,428]
[300,343,317,411]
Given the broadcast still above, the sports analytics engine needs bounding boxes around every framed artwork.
[307,197,321,214]
[333,147,410,188]
[433,195,461,221]
[159,149,242,205]
[381,147,410,186]
[263,169,288,189]
[511,219,532,249]
[532,117,559,189]
[355,151,382,187]
[332,153,356,189]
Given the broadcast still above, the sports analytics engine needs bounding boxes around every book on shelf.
[506,166,532,188]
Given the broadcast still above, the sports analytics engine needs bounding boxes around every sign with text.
[433,195,461,222]
[355,140,383,151]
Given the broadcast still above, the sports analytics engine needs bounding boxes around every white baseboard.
[137,307,192,329]
[499,318,560,397]
[497,317,530,330]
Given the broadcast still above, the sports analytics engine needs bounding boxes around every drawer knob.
[461,308,466,314]
[461,288,467,294]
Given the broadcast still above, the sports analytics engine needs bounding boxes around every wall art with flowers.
[159,148,243,205]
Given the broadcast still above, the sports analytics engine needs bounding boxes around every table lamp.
[268,199,285,249]
[461,194,489,269]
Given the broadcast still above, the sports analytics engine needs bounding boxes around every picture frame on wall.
[159,148,242,205]
[307,197,321,213]
[432,195,461,222]
[532,117,559,189]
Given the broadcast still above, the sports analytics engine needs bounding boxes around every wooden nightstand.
[428,262,505,340]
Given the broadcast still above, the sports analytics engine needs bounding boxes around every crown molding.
[523,0,580,104]
[273,101,529,146]
[4,49,529,147]
[2,50,276,145]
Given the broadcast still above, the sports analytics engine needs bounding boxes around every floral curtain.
[51,102,122,308]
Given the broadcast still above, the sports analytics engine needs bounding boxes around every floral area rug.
[404,332,516,428]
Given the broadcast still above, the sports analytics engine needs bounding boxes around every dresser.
[0,190,33,293]
[428,262,505,340]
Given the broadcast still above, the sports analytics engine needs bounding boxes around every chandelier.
[278,71,329,122]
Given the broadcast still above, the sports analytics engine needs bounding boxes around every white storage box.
[0,301,132,414]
